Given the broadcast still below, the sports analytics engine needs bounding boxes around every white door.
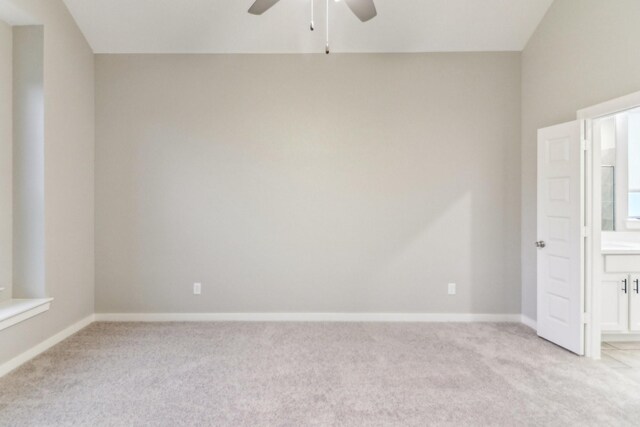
[537,121,584,355]
[630,275,640,332]
[601,274,629,332]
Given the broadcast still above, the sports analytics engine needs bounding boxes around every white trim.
[578,90,640,121]
[0,314,95,378]
[0,298,53,332]
[583,117,595,358]
[94,312,522,323]
[582,119,589,356]
[0,311,535,378]
[521,315,537,330]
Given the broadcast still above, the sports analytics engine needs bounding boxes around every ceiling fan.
[248,0,377,53]
[248,0,377,22]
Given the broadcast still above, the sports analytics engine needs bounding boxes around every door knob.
[623,279,628,294]
[634,279,639,294]
[536,241,546,249]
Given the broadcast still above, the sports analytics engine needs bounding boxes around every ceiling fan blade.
[343,0,377,22]
[248,0,281,15]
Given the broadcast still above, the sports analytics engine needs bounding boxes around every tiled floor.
[602,341,640,383]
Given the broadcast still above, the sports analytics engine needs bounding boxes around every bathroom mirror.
[601,116,616,231]
[600,107,640,231]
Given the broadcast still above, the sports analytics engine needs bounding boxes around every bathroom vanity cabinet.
[601,255,640,333]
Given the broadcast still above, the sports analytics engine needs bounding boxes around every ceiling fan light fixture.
[248,0,376,21]
[247,0,377,53]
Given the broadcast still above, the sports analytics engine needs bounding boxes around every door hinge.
[581,139,590,151]
[582,312,590,324]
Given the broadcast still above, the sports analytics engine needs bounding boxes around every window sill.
[0,298,53,332]
[626,219,640,230]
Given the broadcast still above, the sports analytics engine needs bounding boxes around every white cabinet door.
[630,275,640,332]
[537,121,584,355]
[601,274,629,332]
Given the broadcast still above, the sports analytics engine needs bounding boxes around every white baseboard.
[0,311,533,377]
[520,315,537,330]
[94,312,522,323]
[0,314,95,378]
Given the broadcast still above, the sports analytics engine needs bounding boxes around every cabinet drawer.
[605,255,640,273]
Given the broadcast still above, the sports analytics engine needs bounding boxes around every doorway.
[586,100,640,364]
[536,90,640,359]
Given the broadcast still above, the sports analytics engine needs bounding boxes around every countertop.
[602,232,640,254]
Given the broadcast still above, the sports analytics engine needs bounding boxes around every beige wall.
[96,53,521,314]
[0,0,94,366]
[0,20,10,303]
[521,0,640,320]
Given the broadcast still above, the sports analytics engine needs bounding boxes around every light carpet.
[0,322,639,426]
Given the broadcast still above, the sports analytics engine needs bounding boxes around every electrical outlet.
[448,283,456,295]
[193,282,202,295]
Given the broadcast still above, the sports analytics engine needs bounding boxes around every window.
[628,110,640,219]
[0,23,50,331]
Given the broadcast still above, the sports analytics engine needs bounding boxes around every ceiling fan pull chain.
[325,0,330,54]
[310,0,314,31]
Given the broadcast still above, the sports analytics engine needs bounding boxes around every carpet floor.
[0,322,639,426]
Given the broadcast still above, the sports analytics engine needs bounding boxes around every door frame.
[577,90,640,359]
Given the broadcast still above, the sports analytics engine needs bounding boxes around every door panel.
[601,274,629,332]
[537,121,584,355]
[630,275,640,332]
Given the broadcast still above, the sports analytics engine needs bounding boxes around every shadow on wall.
[95,54,521,314]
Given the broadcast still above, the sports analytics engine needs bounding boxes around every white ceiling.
[61,0,554,54]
